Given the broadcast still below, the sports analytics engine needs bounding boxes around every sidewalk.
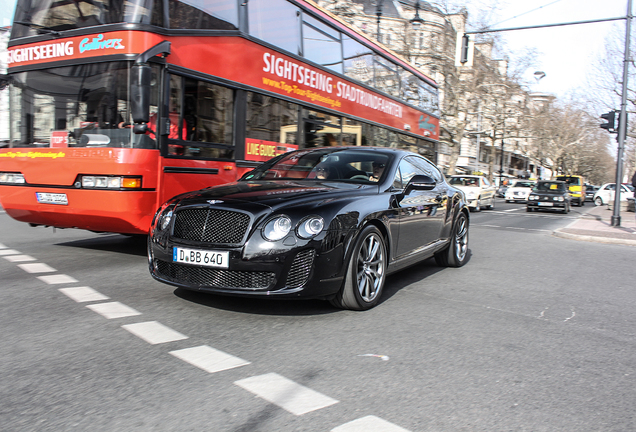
[553,203,636,246]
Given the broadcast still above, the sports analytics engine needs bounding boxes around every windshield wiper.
[15,21,62,37]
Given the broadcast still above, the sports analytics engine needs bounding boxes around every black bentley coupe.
[148,147,470,310]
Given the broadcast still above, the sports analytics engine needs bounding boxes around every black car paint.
[148,148,468,300]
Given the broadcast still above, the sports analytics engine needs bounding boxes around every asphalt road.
[1,199,635,432]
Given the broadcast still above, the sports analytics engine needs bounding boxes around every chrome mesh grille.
[173,209,250,244]
[285,249,316,288]
[155,260,275,290]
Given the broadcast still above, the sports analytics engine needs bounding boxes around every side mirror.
[130,63,151,124]
[405,174,436,193]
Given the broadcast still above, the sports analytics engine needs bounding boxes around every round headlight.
[263,215,292,241]
[160,210,173,230]
[297,216,324,239]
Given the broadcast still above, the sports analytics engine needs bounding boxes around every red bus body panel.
[0,148,239,234]
[2,29,438,235]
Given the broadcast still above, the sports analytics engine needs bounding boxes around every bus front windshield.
[8,61,159,149]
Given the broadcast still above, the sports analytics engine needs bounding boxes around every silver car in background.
[448,175,496,211]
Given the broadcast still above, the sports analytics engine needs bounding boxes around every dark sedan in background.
[148,147,470,310]
[526,180,571,213]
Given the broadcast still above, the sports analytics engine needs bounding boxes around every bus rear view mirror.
[131,63,151,125]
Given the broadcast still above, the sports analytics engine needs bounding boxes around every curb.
[552,229,636,246]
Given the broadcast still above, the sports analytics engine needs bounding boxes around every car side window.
[405,156,442,182]
[393,166,403,189]
[399,159,419,186]
[482,177,490,187]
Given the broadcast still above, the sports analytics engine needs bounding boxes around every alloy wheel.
[356,232,385,303]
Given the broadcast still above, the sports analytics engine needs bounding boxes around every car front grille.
[285,249,316,288]
[173,209,250,244]
[155,259,275,290]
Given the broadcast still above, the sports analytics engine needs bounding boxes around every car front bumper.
[527,201,567,210]
[148,236,347,299]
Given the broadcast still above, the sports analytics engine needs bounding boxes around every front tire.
[330,225,387,311]
[435,212,469,268]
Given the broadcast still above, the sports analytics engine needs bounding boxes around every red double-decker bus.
[0,0,439,235]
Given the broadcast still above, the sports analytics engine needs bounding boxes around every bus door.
[157,74,238,205]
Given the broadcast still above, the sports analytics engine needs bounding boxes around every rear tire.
[435,212,469,268]
[594,197,603,206]
[330,225,387,311]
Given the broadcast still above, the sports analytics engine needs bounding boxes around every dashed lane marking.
[122,321,188,345]
[1,241,376,426]
[0,249,21,256]
[59,286,110,303]
[18,262,57,273]
[170,345,250,374]
[235,372,339,416]
[4,254,37,262]
[36,274,79,284]
[331,415,411,432]
[86,301,142,319]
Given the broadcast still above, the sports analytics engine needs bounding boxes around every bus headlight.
[77,175,142,189]
[0,172,26,184]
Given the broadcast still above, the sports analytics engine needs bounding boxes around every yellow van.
[556,175,586,206]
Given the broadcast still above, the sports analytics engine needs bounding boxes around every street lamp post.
[376,0,383,41]
[410,0,425,29]
[499,141,505,188]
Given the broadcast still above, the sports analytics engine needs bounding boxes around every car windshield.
[556,176,581,185]
[242,149,393,183]
[512,181,535,188]
[626,184,635,191]
[449,177,479,187]
[534,182,565,192]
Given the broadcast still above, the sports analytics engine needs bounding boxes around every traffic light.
[600,110,616,132]
[617,111,628,133]
[460,34,470,63]
[455,33,473,66]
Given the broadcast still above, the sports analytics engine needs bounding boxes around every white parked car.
[448,175,496,211]
[593,183,635,206]
[504,180,536,203]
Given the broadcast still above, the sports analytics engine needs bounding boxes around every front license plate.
[538,202,553,206]
[173,247,229,268]
[36,192,68,205]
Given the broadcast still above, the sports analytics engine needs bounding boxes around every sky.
[467,0,629,99]
[0,0,629,99]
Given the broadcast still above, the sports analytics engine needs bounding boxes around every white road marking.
[86,301,142,319]
[4,254,36,262]
[59,286,109,303]
[122,321,188,345]
[331,415,411,432]
[170,345,250,374]
[0,242,6,248]
[18,262,57,273]
[36,274,79,284]
[0,248,21,255]
[235,372,339,416]
[504,208,520,212]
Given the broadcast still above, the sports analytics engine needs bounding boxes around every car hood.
[507,187,531,192]
[452,185,480,192]
[532,191,566,196]
[170,180,376,212]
